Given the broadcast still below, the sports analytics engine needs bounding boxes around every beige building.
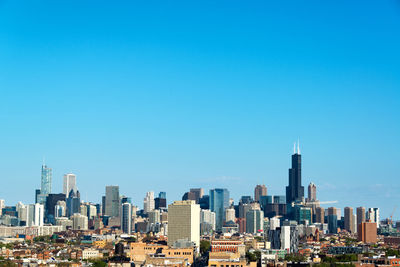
[71,213,88,230]
[168,200,200,248]
[130,242,194,265]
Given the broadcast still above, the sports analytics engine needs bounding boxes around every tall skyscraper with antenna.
[41,163,52,196]
[286,142,304,204]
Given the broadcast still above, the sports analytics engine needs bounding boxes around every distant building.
[105,186,120,217]
[286,143,304,204]
[210,188,229,231]
[328,214,338,234]
[315,207,325,224]
[358,222,377,243]
[37,163,52,204]
[71,213,88,230]
[182,191,196,201]
[66,190,81,217]
[254,185,267,203]
[45,193,66,223]
[155,197,166,210]
[225,207,236,223]
[121,202,132,234]
[190,188,204,203]
[168,200,200,248]
[246,209,263,234]
[307,182,317,202]
[63,173,77,195]
[200,209,216,235]
[357,207,366,226]
[294,206,312,224]
[344,207,354,233]
[143,191,155,214]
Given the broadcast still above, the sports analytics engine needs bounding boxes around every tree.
[200,240,211,255]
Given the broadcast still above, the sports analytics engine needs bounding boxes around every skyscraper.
[168,200,200,247]
[143,191,155,214]
[37,163,52,204]
[121,202,132,234]
[63,173,77,195]
[286,143,304,204]
[105,186,120,217]
[210,188,229,231]
[254,185,267,203]
[41,163,52,196]
[190,188,204,204]
[344,207,354,233]
[315,207,325,224]
[307,182,317,202]
[245,208,263,234]
[357,207,366,226]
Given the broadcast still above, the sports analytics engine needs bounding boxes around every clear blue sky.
[1,1,399,219]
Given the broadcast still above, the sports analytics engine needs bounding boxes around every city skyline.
[1,1,399,219]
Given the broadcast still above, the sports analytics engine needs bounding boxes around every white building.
[270,216,280,231]
[168,200,200,248]
[200,209,216,235]
[143,191,155,214]
[281,226,290,251]
[71,213,88,230]
[26,203,44,227]
[225,207,236,223]
[63,173,77,195]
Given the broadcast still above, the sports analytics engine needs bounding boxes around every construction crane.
[389,206,397,225]
[304,200,338,205]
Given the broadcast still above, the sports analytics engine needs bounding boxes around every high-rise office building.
[37,163,52,204]
[200,209,216,235]
[148,209,161,225]
[328,214,338,234]
[158,192,166,199]
[143,191,155,214]
[315,207,325,224]
[344,207,354,233]
[45,193,66,223]
[209,188,230,231]
[286,143,304,204]
[225,207,236,223]
[41,163,52,196]
[155,197,167,210]
[190,188,204,203]
[246,208,263,234]
[254,185,267,203]
[26,203,44,227]
[63,173,77,196]
[357,207,366,226]
[67,190,81,217]
[168,200,200,247]
[307,182,317,202]
[105,186,120,217]
[121,202,132,234]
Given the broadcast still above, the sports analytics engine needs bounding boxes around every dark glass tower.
[286,143,304,204]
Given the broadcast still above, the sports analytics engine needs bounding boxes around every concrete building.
[200,209,216,235]
[71,213,88,230]
[105,186,120,217]
[315,207,324,224]
[168,200,200,248]
[357,207,366,226]
[143,191,155,214]
[344,207,354,233]
[225,207,235,223]
[269,216,280,230]
[281,226,290,251]
[63,173,77,195]
[307,182,317,202]
[0,199,4,216]
[254,184,267,203]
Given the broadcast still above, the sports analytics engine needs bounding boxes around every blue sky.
[0,1,399,219]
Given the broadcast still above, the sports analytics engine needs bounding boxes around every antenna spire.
[297,139,301,154]
[293,142,296,154]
